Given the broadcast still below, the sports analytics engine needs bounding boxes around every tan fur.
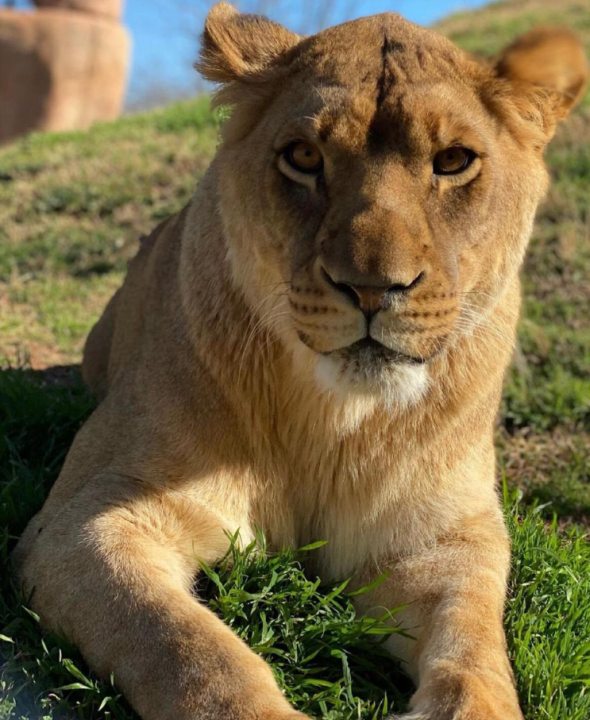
[13,5,588,719]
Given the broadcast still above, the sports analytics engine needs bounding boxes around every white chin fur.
[314,354,430,410]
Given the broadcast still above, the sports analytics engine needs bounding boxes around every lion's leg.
[15,476,303,720]
[355,510,522,720]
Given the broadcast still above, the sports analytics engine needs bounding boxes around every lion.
[12,5,588,720]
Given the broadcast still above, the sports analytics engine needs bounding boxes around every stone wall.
[0,0,130,144]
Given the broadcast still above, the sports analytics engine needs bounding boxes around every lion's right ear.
[196,2,300,84]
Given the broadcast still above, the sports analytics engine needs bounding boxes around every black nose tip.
[321,268,423,319]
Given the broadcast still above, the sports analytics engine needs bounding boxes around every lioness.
[13,5,588,720]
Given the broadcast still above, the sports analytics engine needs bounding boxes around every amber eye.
[284,141,323,174]
[433,146,475,175]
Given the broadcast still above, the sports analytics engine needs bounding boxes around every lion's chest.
[244,389,496,581]
[252,441,456,582]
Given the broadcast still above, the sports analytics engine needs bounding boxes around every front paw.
[387,699,524,720]
[388,712,523,720]
[386,672,524,720]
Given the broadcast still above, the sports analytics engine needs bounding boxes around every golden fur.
[13,5,588,719]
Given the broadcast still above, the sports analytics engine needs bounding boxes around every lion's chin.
[314,352,430,410]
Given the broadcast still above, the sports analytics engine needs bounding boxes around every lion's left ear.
[495,27,588,117]
[196,2,300,84]
[487,27,588,144]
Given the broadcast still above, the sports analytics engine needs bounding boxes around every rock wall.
[0,0,130,144]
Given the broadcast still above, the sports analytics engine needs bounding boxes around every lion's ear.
[494,27,588,120]
[481,27,588,148]
[196,2,300,84]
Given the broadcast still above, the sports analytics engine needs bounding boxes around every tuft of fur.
[196,1,300,128]
[315,354,431,411]
[196,2,299,83]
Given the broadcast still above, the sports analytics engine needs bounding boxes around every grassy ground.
[1,0,590,717]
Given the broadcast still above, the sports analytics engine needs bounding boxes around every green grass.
[2,0,590,717]
[0,97,220,365]
[504,497,590,720]
[198,536,411,719]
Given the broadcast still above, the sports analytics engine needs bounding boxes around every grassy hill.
[1,1,590,718]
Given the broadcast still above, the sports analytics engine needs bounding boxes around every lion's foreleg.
[15,477,303,720]
[356,510,523,720]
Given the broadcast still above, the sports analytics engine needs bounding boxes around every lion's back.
[82,288,120,401]
[81,213,182,402]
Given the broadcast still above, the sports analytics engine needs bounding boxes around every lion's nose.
[322,268,423,320]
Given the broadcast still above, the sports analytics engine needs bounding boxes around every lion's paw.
[387,710,523,720]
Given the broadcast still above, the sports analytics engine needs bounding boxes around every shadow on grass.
[524,482,590,527]
[0,365,118,719]
[0,364,95,541]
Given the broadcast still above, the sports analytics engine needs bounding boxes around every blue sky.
[123,0,491,106]
[14,0,492,107]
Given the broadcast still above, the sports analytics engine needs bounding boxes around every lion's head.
[197,4,587,404]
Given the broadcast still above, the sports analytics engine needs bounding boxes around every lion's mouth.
[325,337,428,365]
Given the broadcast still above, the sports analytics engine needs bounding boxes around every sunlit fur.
[13,5,588,720]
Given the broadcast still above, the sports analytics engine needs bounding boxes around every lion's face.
[201,7,585,401]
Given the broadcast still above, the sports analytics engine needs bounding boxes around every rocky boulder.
[33,0,123,21]
[0,2,129,144]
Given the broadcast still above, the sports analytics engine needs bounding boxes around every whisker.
[452,320,508,353]
[237,294,290,386]
[458,302,513,345]
[459,289,498,304]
